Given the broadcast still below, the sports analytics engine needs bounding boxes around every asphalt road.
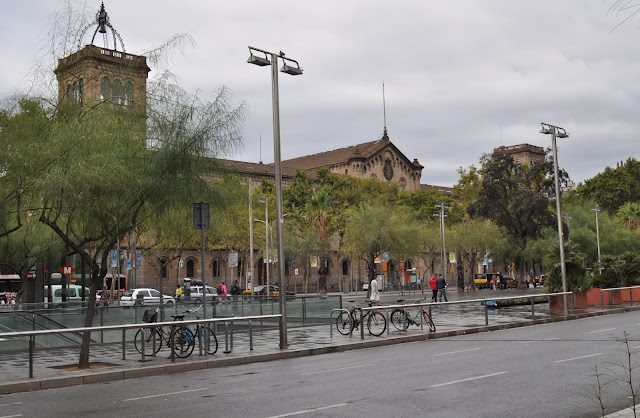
[2,308,639,417]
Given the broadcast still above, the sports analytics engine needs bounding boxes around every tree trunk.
[78,279,99,368]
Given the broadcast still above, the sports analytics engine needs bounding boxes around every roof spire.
[77,2,126,52]
[382,82,389,140]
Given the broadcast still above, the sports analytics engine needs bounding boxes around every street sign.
[229,251,238,268]
[60,264,75,277]
[70,277,77,284]
[294,268,299,275]
[111,251,118,267]
[126,259,132,269]
[193,202,210,230]
[292,257,296,267]
[449,253,456,264]
[382,252,389,262]
[136,253,142,267]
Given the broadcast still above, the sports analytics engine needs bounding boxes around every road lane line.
[431,371,507,388]
[0,403,22,408]
[434,348,481,356]
[555,353,603,363]
[589,328,617,334]
[301,364,372,375]
[123,388,207,401]
[266,402,348,417]
[0,414,22,418]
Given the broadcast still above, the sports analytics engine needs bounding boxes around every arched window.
[72,81,78,102]
[186,260,195,278]
[212,260,221,278]
[79,78,84,104]
[342,259,350,276]
[160,258,168,279]
[66,84,73,100]
[100,77,111,101]
[112,80,122,105]
[124,81,133,106]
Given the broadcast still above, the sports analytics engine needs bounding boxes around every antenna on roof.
[382,82,389,140]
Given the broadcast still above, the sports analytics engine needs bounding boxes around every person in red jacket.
[429,275,438,302]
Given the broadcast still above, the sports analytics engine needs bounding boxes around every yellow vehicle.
[475,273,503,289]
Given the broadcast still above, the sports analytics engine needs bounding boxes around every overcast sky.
[1,1,638,187]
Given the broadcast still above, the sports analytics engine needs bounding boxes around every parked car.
[120,288,175,306]
[44,285,91,303]
[187,285,217,303]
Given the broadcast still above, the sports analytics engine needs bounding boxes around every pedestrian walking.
[369,276,380,306]
[174,284,183,301]
[525,274,530,288]
[436,274,448,302]
[429,274,438,302]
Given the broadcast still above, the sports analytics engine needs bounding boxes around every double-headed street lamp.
[592,205,602,274]
[248,46,303,349]
[540,122,569,317]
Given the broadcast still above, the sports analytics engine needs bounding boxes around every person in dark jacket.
[436,274,448,302]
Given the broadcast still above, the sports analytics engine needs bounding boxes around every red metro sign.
[60,264,76,277]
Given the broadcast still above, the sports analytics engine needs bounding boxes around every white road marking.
[431,371,508,388]
[301,364,372,375]
[555,353,603,363]
[589,328,617,334]
[434,348,481,356]
[267,403,348,417]
[0,415,22,418]
[0,403,22,408]
[123,388,207,401]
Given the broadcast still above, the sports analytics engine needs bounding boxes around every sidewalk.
[2,294,638,395]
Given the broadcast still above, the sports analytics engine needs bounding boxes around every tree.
[469,151,559,252]
[343,202,423,282]
[618,202,640,231]
[576,158,640,216]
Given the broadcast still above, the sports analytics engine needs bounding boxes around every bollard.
[601,291,604,310]
[140,326,146,362]
[302,298,307,325]
[360,309,364,340]
[29,335,35,378]
[223,321,231,353]
[170,325,175,362]
[484,304,489,326]
[530,297,535,319]
[122,329,126,360]
[249,320,253,350]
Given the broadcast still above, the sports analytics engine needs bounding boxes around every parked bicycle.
[390,298,436,332]
[134,308,195,358]
[184,305,218,355]
[336,300,386,336]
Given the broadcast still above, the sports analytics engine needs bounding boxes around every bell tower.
[54,3,150,112]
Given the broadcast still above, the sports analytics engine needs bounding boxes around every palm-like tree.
[619,202,640,231]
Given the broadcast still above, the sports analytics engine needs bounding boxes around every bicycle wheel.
[390,309,409,331]
[367,311,386,336]
[336,312,353,335]
[134,327,161,356]
[422,310,436,332]
[199,325,218,355]
[171,327,195,358]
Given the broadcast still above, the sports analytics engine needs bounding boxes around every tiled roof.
[280,139,390,170]
[420,184,453,195]
[217,159,317,180]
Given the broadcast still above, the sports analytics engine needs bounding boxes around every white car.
[120,288,175,306]
[185,285,217,303]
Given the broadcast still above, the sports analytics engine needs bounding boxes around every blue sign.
[136,253,142,266]
[111,251,118,267]
[292,257,296,267]
[126,259,132,269]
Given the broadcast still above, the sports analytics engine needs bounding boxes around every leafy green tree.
[544,240,589,292]
[469,152,558,252]
[577,158,640,216]
[618,202,640,231]
[343,202,423,280]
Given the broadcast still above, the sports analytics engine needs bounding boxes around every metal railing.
[0,313,281,379]
[600,286,640,309]
[342,292,572,340]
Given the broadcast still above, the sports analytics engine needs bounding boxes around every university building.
[53,4,545,294]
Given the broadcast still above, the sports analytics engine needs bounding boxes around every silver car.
[120,288,175,306]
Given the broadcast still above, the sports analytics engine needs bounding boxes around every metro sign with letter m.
[60,264,75,277]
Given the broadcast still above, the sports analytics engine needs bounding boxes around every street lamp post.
[540,122,570,317]
[592,205,603,274]
[434,203,448,282]
[247,46,303,349]
[256,199,269,297]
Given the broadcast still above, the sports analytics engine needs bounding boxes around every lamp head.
[247,53,271,66]
[556,128,569,138]
[280,63,303,75]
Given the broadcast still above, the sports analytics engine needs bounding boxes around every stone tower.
[54,3,150,112]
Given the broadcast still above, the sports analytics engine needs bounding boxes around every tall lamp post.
[247,46,303,349]
[434,202,448,281]
[540,122,569,317]
[256,199,269,297]
[592,205,603,274]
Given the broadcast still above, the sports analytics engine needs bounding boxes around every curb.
[3,304,640,395]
